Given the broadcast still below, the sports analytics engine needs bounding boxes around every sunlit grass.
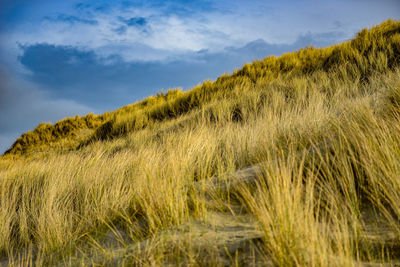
[1,19,400,265]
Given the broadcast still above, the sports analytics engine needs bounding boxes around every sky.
[0,0,399,153]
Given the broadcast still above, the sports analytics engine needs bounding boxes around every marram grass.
[4,19,400,156]
[1,19,400,266]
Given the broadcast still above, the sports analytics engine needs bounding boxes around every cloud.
[113,26,127,35]
[17,31,344,108]
[9,0,394,65]
[113,16,148,35]
[119,16,147,27]
[3,0,400,58]
[43,14,98,25]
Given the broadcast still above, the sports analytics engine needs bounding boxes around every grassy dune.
[5,19,399,156]
[1,20,400,265]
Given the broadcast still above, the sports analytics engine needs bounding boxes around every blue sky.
[0,0,399,153]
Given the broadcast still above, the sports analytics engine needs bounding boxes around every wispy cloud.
[113,16,148,35]
[119,16,147,27]
[43,14,98,25]
[5,0,398,67]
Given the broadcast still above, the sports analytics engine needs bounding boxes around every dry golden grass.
[5,19,400,156]
[1,68,400,265]
[1,20,400,266]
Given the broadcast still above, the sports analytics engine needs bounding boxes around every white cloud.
[3,0,398,66]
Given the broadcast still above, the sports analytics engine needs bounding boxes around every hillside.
[1,19,400,266]
[4,19,400,156]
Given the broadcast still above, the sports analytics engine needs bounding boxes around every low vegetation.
[0,19,400,266]
[4,19,399,156]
